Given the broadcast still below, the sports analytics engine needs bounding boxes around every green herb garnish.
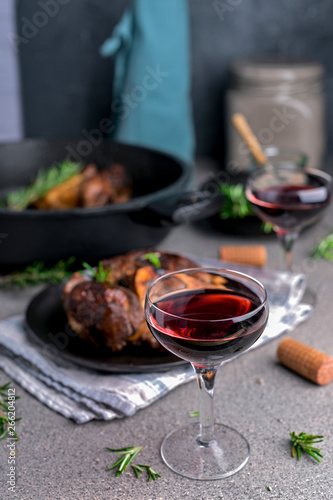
[189,411,200,418]
[290,431,324,462]
[6,160,82,210]
[141,252,161,268]
[219,183,273,233]
[0,379,21,440]
[312,232,333,262]
[219,183,253,219]
[106,446,143,476]
[0,257,75,288]
[105,446,161,481]
[262,221,274,233]
[131,464,161,481]
[82,261,113,284]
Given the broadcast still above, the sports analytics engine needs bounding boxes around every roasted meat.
[34,165,97,210]
[80,170,115,207]
[80,163,132,207]
[62,249,199,352]
[102,249,198,291]
[63,279,144,351]
[107,163,132,203]
[33,162,132,210]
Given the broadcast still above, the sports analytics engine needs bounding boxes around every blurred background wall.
[0,1,22,141]
[1,0,333,160]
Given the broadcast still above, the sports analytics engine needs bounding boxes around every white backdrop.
[0,1,22,142]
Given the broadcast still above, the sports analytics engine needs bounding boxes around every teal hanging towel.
[100,0,195,166]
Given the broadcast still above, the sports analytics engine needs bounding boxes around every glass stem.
[193,364,219,447]
[276,230,299,272]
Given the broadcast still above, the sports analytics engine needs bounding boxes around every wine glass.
[246,163,332,271]
[145,268,269,480]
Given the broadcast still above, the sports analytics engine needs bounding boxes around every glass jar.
[250,145,308,171]
[225,58,325,171]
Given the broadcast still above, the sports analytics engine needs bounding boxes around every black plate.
[25,283,187,373]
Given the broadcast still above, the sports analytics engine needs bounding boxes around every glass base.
[161,422,250,480]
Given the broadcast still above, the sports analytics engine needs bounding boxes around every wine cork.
[219,245,267,267]
[277,338,333,386]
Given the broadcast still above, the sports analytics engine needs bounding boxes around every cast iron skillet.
[0,139,223,268]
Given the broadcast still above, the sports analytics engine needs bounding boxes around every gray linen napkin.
[0,258,312,423]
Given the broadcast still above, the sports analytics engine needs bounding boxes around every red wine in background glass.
[149,288,267,366]
[246,169,331,231]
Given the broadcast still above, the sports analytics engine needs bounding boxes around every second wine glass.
[246,164,332,271]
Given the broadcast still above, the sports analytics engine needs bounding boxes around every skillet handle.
[143,187,224,226]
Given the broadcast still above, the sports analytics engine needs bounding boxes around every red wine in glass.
[145,268,269,480]
[246,166,332,270]
[247,171,331,230]
[150,288,267,367]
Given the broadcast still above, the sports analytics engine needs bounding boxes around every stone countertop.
[0,160,333,500]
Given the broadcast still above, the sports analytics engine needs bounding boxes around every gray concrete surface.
[0,161,333,499]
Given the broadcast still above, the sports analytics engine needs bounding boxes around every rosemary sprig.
[312,232,333,262]
[81,261,113,284]
[106,446,143,476]
[6,160,82,211]
[106,446,161,481]
[141,252,161,268]
[0,379,20,440]
[219,183,254,220]
[0,257,75,288]
[219,182,273,232]
[289,431,324,463]
[132,464,161,481]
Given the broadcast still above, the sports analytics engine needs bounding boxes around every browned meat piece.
[62,249,200,352]
[34,163,99,210]
[102,249,198,291]
[63,271,87,296]
[80,163,132,207]
[107,163,132,203]
[80,171,115,207]
[134,266,159,307]
[101,251,148,290]
[131,266,161,349]
[82,163,98,179]
[34,174,86,210]
[31,161,133,210]
[158,252,198,272]
[128,320,161,349]
[62,281,144,351]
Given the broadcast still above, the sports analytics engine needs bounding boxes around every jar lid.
[230,57,324,84]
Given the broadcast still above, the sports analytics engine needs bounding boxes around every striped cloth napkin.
[0,259,312,423]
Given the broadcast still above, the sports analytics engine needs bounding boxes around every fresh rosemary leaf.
[6,160,82,210]
[82,261,113,284]
[134,464,161,482]
[106,446,161,481]
[312,232,333,262]
[0,257,75,288]
[141,252,161,268]
[289,431,324,463]
[131,464,145,479]
[106,446,143,476]
[219,183,254,220]
[219,182,273,233]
